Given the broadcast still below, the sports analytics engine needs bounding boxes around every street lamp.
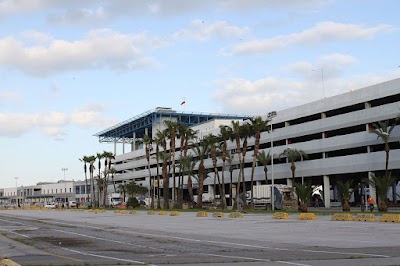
[268,111,277,211]
[313,68,325,99]
[62,168,68,203]
[14,177,19,205]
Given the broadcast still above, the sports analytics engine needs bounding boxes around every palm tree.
[96,152,104,207]
[230,121,243,210]
[79,156,91,203]
[102,151,114,206]
[117,183,127,204]
[180,155,198,208]
[240,123,252,209]
[204,134,225,208]
[257,150,271,184]
[367,172,394,212]
[369,120,397,176]
[279,148,308,187]
[249,116,269,209]
[218,125,231,209]
[156,129,170,209]
[226,152,235,207]
[154,130,167,209]
[87,155,96,207]
[293,182,313,212]
[192,140,211,209]
[164,120,179,207]
[143,134,154,209]
[369,120,398,204]
[336,179,359,212]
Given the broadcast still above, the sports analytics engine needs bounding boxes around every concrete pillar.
[132,132,136,151]
[286,178,292,187]
[114,140,117,156]
[122,137,125,154]
[323,175,330,208]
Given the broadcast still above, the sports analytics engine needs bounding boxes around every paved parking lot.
[0,209,399,265]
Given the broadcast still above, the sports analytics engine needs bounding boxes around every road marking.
[0,219,26,226]
[52,229,158,250]
[202,253,271,262]
[276,261,312,266]
[60,247,157,266]
[300,249,390,258]
[0,228,30,238]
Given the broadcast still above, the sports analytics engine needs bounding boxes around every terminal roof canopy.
[94,107,251,143]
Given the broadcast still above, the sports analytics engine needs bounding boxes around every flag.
[181,101,186,105]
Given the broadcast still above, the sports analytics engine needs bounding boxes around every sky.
[1,0,399,188]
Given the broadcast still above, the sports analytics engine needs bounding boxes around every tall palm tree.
[156,128,170,209]
[154,130,167,209]
[192,140,211,209]
[96,152,104,207]
[230,121,243,209]
[336,179,359,212]
[102,151,114,206]
[279,148,308,187]
[218,125,231,209]
[367,172,394,212]
[164,120,179,207]
[249,116,269,209]
[203,134,225,208]
[226,152,235,207]
[79,156,91,203]
[293,182,313,212]
[240,123,251,209]
[143,134,154,209]
[87,155,96,207]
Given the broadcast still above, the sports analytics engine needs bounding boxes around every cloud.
[0,90,21,106]
[0,105,116,138]
[227,22,393,55]
[172,20,249,41]
[212,56,391,115]
[0,29,160,76]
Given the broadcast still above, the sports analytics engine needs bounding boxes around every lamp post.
[14,177,19,205]
[313,68,325,99]
[62,168,68,203]
[268,111,277,211]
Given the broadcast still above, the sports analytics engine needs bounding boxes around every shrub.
[127,197,140,208]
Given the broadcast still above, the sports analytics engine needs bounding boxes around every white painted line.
[202,253,271,262]
[276,261,312,266]
[0,228,30,238]
[52,229,158,250]
[0,219,26,225]
[300,248,390,258]
[60,247,157,266]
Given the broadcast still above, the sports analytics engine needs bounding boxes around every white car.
[44,202,56,209]
[68,201,77,207]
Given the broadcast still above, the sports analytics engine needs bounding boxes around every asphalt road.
[0,209,399,266]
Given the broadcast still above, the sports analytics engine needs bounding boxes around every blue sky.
[1,0,399,188]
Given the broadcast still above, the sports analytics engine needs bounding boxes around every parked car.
[68,201,77,208]
[44,202,56,209]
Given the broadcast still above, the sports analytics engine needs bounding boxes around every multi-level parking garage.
[1,79,399,208]
[95,78,400,208]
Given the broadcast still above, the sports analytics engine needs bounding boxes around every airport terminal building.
[1,78,399,208]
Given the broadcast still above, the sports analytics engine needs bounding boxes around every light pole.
[14,177,19,205]
[62,168,68,203]
[268,111,277,211]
